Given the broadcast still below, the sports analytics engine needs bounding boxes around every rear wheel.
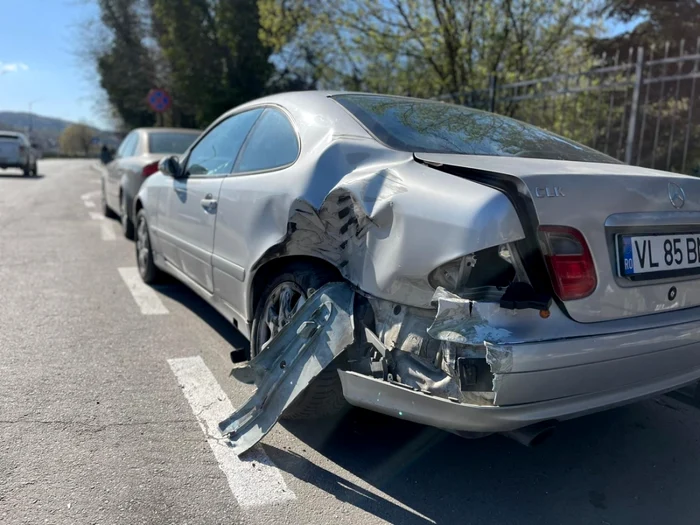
[22,163,30,177]
[135,209,160,284]
[120,191,135,240]
[250,262,347,420]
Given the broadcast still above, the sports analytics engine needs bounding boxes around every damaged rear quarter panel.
[210,93,526,327]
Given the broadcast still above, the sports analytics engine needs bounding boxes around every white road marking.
[89,211,103,221]
[81,190,101,201]
[84,200,96,208]
[168,356,296,508]
[117,267,169,315]
[100,221,116,241]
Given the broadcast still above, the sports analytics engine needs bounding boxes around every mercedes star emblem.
[668,182,686,209]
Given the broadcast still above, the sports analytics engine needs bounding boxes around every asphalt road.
[3,159,700,525]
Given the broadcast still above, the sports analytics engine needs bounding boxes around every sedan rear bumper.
[339,316,700,433]
[339,367,700,433]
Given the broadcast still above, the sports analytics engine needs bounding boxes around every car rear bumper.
[338,316,700,432]
[0,161,25,169]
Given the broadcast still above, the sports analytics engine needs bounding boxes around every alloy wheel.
[255,282,307,355]
[136,217,150,276]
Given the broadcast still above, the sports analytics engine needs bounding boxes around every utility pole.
[28,99,41,140]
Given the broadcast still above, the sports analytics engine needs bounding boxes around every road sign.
[147,88,172,113]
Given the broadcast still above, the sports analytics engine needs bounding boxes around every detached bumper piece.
[218,282,355,455]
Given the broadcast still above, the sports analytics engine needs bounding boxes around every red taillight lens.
[539,226,597,301]
[142,161,159,177]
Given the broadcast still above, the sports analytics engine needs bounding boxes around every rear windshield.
[148,132,199,154]
[0,134,20,141]
[332,94,620,164]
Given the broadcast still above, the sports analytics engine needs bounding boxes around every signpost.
[147,88,172,126]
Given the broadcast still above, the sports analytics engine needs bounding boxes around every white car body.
[0,131,38,176]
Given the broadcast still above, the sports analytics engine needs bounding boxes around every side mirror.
[159,155,182,178]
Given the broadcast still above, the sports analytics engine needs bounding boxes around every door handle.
[201,194,218,213]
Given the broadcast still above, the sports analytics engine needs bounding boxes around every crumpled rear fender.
[250,143,525,310]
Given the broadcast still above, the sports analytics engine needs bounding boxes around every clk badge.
[668,182,685,209]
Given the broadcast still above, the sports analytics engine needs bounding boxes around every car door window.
[185,109,263,177]
[116,133,137,158]
[235,108,299,173]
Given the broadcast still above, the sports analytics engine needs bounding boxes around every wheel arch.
[248,254,343,321]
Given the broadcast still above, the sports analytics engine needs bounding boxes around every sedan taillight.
[142,161,159,177]
[539,226,597,301]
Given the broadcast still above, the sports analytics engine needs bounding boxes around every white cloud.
[0,62,29,75]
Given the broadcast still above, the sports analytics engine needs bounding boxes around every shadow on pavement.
[278,395,700,524]
[152,280,250,358]
[265,443,434,524]
[0,173,45,179]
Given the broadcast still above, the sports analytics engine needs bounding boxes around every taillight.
[142,161,159,177]
[18,145,26,154]
[539,226,597,301]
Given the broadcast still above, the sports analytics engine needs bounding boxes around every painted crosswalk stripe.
[100,221,116,241]
[84,200,96,208]
[167,356,296,508]
[117,267,169,315]
[89,211,103,221]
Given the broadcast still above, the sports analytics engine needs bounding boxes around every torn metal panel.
[427,287,512,345]
[218,282,355,455]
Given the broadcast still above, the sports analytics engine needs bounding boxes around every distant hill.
[0,112,120,153]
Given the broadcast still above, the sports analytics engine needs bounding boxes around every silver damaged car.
[134,92,700,450]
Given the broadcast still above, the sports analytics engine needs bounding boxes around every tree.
[592,0,700,55]
[259,0,599,101]
[149,0,272,126]
[60,124,95,156]
[94,0,160,129]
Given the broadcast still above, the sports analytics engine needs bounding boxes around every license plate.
[620,234,700,276]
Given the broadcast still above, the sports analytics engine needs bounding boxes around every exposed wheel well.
[134,198,143,215]
[249,255,343,317]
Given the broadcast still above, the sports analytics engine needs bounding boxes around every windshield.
[333,94,620,164]
[147,131,199,154]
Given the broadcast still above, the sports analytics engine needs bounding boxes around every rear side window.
[332,94,620,164]
[185,108,263,177]
[148,132,199,154]
[117,133,138,158]
[235,108,299,173]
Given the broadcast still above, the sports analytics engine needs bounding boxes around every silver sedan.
[101,127,200,238]
[133,91,700,444]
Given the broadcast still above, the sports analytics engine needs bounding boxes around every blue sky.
[0,1,640,131]
[0,0,103,127]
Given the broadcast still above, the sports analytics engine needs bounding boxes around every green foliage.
[258,0,600,99]
[59,124,95,156]
[96,0,158,129]
[93,0,272,129]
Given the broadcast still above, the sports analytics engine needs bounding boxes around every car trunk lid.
[416,152,700,323]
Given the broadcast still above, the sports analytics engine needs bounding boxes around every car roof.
[137,127,201,134]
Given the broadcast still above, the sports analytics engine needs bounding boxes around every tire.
[32,162,38,176]
[102,184,118,219]
[135,209,161,284]
[23,163,30,177]
[250,262,348,420]
[120,191,135,240]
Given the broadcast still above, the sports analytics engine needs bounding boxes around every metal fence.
[463,38,700,174]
